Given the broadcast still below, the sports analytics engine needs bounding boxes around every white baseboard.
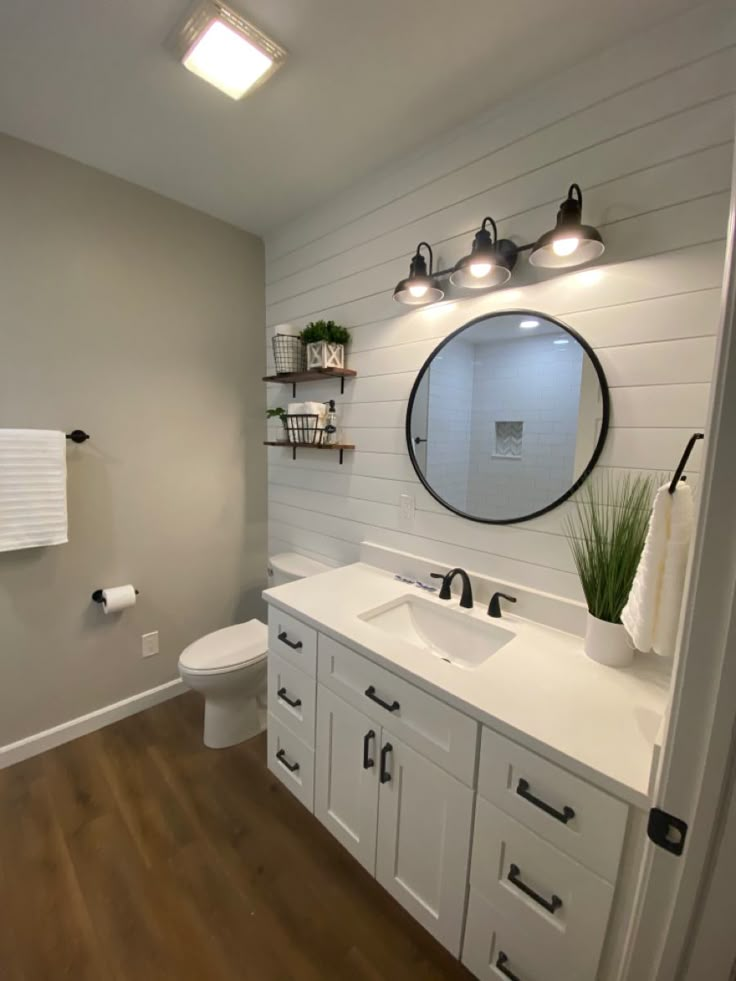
[0,678,185,769]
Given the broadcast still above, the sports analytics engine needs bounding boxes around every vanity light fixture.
[171,0,286,100]
[392,182,604,306]
[529,184,605,269]
[393,242,445,305]
[519,319,540,329]
[449,217,516,289]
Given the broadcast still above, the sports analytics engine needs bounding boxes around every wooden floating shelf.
[264,441,355,465]
[262,367,357,396]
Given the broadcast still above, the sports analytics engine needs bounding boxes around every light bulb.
[469,261,493,279]
[552,236,580,257]
[408,282,428,298]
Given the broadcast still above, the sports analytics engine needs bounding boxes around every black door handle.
[363,730,375,769]
[413,436,427,445]
[380,742,393,783]
[277,687,302,709]
[275,748,300,773]
[516,778,575,824]
[365,685,400,713]
[507,863,562,914]
[278,631,303,650]
[496,952,521,981]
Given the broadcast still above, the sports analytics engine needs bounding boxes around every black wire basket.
[284,414,324,445]
[272,334,306,374]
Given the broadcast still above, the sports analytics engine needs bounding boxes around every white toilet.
[178,552,331,748]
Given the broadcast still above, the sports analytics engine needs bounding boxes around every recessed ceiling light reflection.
[519,320,540,329]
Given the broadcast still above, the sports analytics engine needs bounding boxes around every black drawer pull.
[278,631,303,651]
[277,687,302,709]
[496,952,521,981]
[365,685,400,713]
[275,748,300,773]
[380,742,393,784]
[516,778,575,824]
[508,863,562,914]
[363,730,376,769]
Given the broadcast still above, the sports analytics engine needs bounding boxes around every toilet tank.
[268,551,332,587]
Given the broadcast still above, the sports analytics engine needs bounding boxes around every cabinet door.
[375,733,474,956]
[314,685,379,874]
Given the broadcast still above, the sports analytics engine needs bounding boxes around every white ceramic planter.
[306,341,345,371]
[584,613,634,668]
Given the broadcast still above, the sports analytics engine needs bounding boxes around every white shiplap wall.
[264,3,735,602]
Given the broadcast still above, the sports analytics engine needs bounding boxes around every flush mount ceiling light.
[449,218,517,290]
[393,243,445,306]
[170,0,286,100]
[519,319,540,329]
[529,184,605,269]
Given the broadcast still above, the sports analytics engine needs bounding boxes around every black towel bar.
[66,430,90,444]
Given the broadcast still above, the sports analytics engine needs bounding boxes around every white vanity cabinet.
[266,603,636,979]
[315,683,474,953]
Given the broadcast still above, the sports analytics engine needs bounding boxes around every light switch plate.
[141,631,159,658]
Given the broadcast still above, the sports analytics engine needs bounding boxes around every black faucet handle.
[430,571,451,600]
[488,592,517,618]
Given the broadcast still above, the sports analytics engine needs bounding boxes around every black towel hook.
[66,430,90,444]
[669,433,704,494]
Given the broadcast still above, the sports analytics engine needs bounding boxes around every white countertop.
[264,563,671,808]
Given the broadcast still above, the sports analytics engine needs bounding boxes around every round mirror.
[406,311,609,524]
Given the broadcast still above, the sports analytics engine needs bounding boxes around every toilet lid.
[179,620,268,673]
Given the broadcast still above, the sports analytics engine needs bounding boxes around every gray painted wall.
[0,134,266,747]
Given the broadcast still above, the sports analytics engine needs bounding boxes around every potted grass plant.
[563,473,655,667]
[301,320,351,371]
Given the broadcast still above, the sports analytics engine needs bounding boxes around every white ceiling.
[0,0,695,235]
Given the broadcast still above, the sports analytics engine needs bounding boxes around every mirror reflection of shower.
[409,312,608,523]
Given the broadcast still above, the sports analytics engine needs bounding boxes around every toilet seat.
[179,620,268,675]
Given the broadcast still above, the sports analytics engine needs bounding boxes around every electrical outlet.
[399,493,415,528]
[141,631,159,658]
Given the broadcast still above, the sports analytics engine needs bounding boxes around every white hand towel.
[621,482,695,657]
[0,429,68,552]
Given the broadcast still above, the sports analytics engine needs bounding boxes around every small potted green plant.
[266,406,287,435]
[563,473,655,667]
[300,320,351,371]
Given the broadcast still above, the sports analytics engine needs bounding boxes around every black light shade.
[393,242,444,305]
[450,217,513,289]
[529,184,604,269]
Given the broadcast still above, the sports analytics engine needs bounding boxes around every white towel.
[621,482,695,657]
[0,429,68,552]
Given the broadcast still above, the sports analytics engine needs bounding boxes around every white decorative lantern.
[306,341,346,371]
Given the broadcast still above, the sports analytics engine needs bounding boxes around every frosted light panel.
[183,20,273,99]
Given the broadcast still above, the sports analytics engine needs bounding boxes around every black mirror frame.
[405,309,610,525]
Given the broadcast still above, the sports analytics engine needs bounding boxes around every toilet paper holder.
[92,588,140,603]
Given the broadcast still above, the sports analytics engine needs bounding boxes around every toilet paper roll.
[101,584,137,614]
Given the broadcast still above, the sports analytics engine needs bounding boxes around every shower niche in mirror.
[406,311,609,524]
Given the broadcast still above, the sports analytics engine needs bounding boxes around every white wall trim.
[0,678,184,769]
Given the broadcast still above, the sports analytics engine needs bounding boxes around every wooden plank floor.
[0,693,475,981]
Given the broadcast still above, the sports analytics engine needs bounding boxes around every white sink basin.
[359,596,515,669]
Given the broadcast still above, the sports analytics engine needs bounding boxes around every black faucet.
[430,569,474,609]
[488,592,517,618]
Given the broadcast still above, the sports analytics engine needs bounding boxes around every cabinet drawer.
[463,889,591,981]
[268,652,317,748]
[470,799,613,981]
[267,713,315,812]
[318,633,478,785]
[268,607,317,677]
[478,727,628,881]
